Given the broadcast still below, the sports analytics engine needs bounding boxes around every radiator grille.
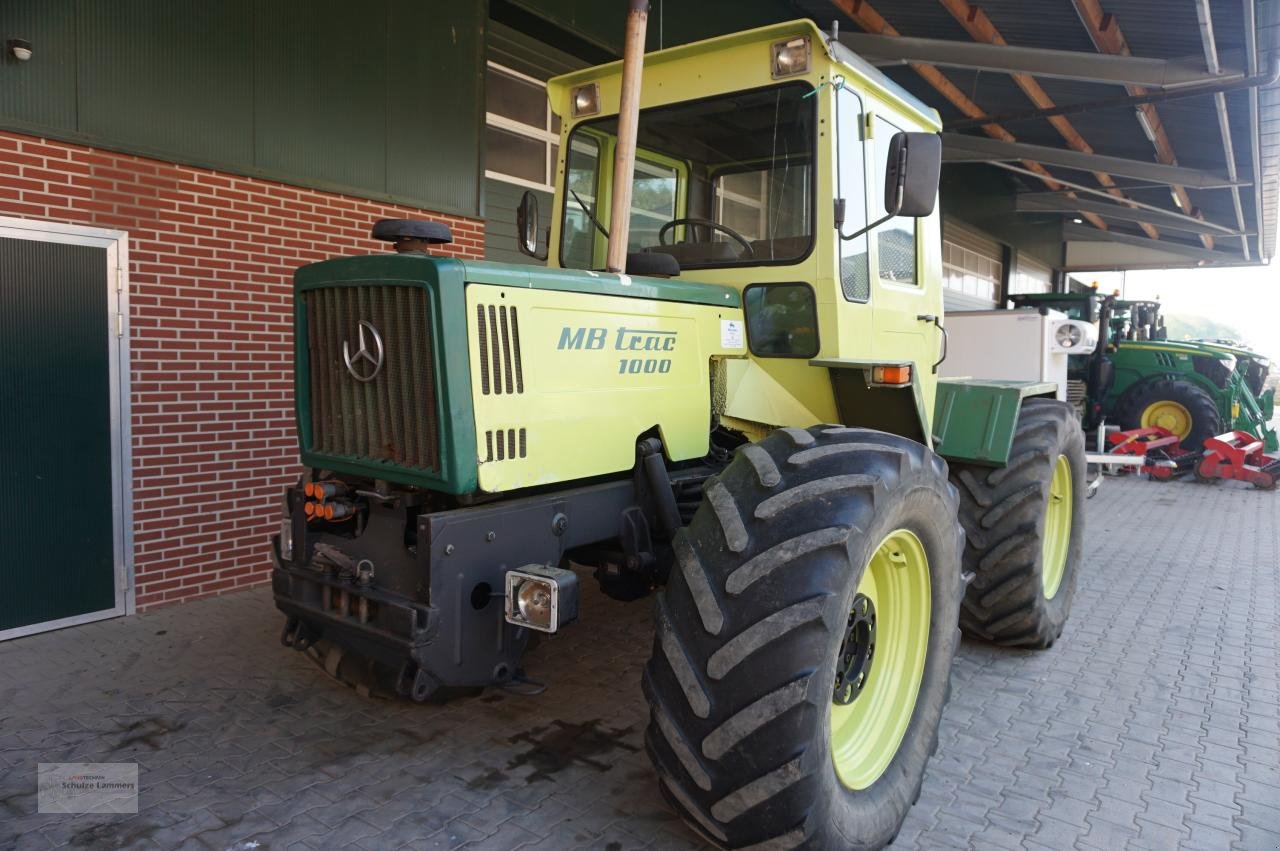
[1066,380,1088,406]
[304,286,441,472]
[476,304,524,396]
[484,428,527,462]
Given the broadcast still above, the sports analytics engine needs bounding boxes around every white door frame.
[0,216,135,640]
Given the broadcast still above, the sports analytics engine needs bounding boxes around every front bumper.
[271,476,644,699]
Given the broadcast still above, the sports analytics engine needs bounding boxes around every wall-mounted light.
[1072,217,1084,225]
[7,39,32,61]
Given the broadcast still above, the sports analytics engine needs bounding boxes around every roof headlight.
[771,36,811,78]
[571,83,600,118]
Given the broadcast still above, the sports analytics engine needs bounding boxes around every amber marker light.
[872,365,912,386]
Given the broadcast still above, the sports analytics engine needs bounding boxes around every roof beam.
[828,0,1111,232]
[934,0,1157,239]
[1063,223,1241,263]
[1070,0,1215,249]
[1194,0,1251,260]
[942,133,1246,188]
[841,32,1244,88]
[1016,193,1250,236]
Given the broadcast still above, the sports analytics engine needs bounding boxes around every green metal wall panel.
[0,0,78,132]
[254,0,388,192]
[386,0,485,217]
[0,1,484,218]
[77,0,255,165]
[0,237,116,632]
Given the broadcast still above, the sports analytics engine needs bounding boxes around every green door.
[0,234,121,637]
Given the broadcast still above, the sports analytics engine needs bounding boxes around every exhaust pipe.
[604,0,650,273]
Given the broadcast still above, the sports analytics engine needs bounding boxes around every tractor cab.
[1110,299,1167,342]
[520,22,948,440]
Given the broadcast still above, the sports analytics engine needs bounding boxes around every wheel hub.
[833,593,876,706]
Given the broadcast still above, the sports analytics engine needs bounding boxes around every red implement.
[1107,427,1197,480]
[1197,431,1280,490]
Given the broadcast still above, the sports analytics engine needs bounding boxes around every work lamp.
[504,565,579,633]
[571,83,600,117]
[771,36,810,78]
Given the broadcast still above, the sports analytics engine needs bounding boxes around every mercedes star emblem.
[343,320,385,383]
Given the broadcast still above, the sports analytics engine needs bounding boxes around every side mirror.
[516,190,548,260]
[884,132,941,218]
[837,131,941,243]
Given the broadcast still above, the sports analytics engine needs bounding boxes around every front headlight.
[504,565,579,633]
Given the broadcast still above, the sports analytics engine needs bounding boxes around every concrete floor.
[1,475,1278,850]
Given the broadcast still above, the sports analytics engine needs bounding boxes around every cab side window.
[744,283,819,358]
[873,115,918,285]
[836,87,869,302]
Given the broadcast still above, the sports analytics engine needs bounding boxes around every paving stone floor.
[1,476,1277,850]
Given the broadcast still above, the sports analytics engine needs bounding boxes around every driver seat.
[646,241,741,266]
[625,251,681,277]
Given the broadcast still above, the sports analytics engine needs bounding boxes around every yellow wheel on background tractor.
[1118,379,1222,451]
[1140,400,1193,440]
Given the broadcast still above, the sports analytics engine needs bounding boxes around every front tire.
[643,426,962,850]
[949,398,1086,649]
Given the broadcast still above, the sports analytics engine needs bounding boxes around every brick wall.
[0,130,485,610]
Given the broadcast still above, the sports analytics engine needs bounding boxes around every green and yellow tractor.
[1010,291,1277,452]
[272,16,1086,849]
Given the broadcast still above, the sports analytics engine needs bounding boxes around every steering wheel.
[658,218,754,258]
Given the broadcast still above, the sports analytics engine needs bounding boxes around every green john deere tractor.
[1009,291,1277,452]
[271,18,1087,849]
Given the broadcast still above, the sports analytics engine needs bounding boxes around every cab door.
[831,85,875,357]
[865,111,943,422]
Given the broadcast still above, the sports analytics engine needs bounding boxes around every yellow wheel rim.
[1041,455,1073,600]
[830,529,930,790]
[1140,400,1193,440]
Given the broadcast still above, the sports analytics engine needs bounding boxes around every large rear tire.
[643,426,962,850]
[1117,378,1222,450]
[949,398,1086,649]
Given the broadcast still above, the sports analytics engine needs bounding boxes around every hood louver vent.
[484,428,527,462]
[476,304,524,396]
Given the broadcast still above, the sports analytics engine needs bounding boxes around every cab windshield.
[560,83,815,270]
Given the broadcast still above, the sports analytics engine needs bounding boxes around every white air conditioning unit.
[941,309,1098,401]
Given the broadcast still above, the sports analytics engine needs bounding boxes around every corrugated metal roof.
[790,0,1279,268]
